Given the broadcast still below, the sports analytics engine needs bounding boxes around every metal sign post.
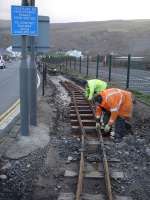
[11,1,38,135]
[20,33,29,136]
[29,0,37,126]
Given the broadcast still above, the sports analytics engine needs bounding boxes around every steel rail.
[88,101,113,200]
[62,81,86,200]
[72,92,85,200]
[61,80,113,200]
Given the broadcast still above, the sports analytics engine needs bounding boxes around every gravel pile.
[0,144,50,200]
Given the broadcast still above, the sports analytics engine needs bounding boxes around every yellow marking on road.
[0,73,40,127]
[0,99,20,123]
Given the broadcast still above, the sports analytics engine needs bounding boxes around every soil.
[31,74,150,200]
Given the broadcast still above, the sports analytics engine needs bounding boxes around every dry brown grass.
[1,19,150,55]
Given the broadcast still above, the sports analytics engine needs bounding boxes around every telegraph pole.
[20,0,29,135]
[29,0,37,126]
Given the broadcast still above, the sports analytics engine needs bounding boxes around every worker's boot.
[110,124,115,139]
[113,117,126,142]
[125,120,133,135]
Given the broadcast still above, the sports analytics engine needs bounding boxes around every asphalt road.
[0,60,20,115]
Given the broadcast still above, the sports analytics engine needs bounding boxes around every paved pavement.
[0,60,20,116]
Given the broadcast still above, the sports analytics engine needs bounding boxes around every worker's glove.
[100,122,105,130]
[96,116,100,122]
[104,124,111,133]
[100,113,104,129]
[96,122,100,130]
[88,97,93,101]
[96,116,100,130]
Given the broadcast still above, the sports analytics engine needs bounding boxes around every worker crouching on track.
[83,79,107,101]
[94,88,133,141]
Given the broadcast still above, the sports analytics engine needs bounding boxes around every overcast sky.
[0,0,150,23]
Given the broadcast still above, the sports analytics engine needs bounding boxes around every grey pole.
[86,55,89,76]
[79,56,81,73]
[96,55,99,78]
[108,55,112,82]
[20,0,29,135]
[29,0,37,126]
[126,54,131,89]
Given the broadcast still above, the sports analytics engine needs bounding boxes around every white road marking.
[37,73,40,88]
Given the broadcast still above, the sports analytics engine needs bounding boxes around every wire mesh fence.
[40,54,150,94]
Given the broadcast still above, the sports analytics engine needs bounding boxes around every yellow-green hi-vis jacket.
[85,79,107,100]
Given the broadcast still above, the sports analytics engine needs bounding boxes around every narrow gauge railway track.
[58,81,132,200]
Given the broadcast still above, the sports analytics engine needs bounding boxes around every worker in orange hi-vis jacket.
[94,88,133,141]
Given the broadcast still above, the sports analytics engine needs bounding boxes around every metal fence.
[40,55,150,94]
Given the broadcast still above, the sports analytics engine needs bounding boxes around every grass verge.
[130,90,150,106]
[49,66,150,106]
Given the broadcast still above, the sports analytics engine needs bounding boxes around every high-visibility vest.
[96,88,133,125]
[85,79,107,100]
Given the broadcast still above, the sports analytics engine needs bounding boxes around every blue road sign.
[11,5,38,36]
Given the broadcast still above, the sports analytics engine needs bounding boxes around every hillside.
[0,20,11,48]
[1,19,150,55]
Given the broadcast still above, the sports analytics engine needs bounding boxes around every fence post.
[108,54,112,82]
[86,55,89,76]
[126,54,131,89]
[66,57,68,71]
[42,63,45,96]
[74,57,76,71]
[60,64,61,72]
[79,56,81,73]
[63,57,65,71]
[96,54,99,78]
[45,63,47,85]
[70,57,71,70]
[50,56,52,64]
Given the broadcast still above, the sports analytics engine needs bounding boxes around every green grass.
[130,90,150,106]
[107,83,150,106]
[52,65,150,106]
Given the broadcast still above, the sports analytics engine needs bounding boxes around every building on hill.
[66,50,84,58]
